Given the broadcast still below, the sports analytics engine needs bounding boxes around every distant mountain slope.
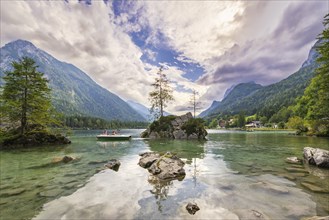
[199,81,263,117]
[201,39,321,119]
[198,101,221,118]
[126,100,172,122]
[0,40,145,122]
[126,100,149,121]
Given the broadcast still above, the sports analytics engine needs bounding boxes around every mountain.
[0,39,145,122]
[201,39,321,119]
[198,101,221,118]
[223,84,236,99]
[126,100,149,121]
[199,81,263,117]
[126,100,172,122]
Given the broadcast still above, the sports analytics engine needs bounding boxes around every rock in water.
[138,152,186,181]
[304,147,329,168]
[52,155,75,163]
[186,202,200,215]
[301,216,329,220]
[138,152,160,168]
[104,159,121,171]
[285,157,302,164]
[62,156,74,163]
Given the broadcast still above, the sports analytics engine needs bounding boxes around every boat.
[96,134,132,141]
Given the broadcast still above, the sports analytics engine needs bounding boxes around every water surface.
[1,129,328,219]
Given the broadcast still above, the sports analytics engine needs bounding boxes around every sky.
[1,0,328,115]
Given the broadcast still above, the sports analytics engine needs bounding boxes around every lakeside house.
[245,121,262,128]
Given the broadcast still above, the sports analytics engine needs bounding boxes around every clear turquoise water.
[0,129,328,219]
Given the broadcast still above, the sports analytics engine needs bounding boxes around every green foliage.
[208,119,218,128]
[269,107,293,123]
[293,14,329,136]
[1,57,55,135]
[181,118,205,136]
[149,67,174,119]
[237,112,246,128]
[286,116,308,132]
[260,116,268,125]
[149,115,176,132]
[64,115,148,129]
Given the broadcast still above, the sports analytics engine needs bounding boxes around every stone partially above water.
[104,159,121,171]
[304,147,329,168]
[186,202,200,215]
[138,152,186,181]
[285,157,302,164]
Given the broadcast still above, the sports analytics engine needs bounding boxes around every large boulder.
[138,152,160,168]
[304,147,329,168]
[138,152,186,181]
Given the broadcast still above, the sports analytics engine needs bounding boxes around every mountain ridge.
[200,39,321,119]
[0,39,145,122]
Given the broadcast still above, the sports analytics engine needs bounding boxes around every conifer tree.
[149,66,174,119]
[294,14,329,135]
[1,57,52,135]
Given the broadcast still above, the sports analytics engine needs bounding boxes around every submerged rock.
[0,188,26,197]
[301,182,329,193]
[52,155,76,164]
[285,167,309,173]
[104,159,121,171]
[302,216,329,220]
[285,157,302,164]
[304,147,329,168]
[38,188,62,198]
[186,202,200,215]
[251,181,289,194]
[235,209,270,220]
[138,152,186,181]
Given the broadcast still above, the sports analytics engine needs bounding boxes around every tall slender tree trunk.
[21,75,28,136]
[160,79,163,117]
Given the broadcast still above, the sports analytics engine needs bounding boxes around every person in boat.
[112,130,116,135]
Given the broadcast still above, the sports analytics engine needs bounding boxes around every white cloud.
[1,0,327,116]
[1,1,155,108]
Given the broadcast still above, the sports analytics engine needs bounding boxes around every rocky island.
[141,112,207,140]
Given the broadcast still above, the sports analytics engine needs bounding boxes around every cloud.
[197,1,327,103]
[1,1,155,108]
[1,0,327,116]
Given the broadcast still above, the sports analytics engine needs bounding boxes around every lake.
[0,129,328,219]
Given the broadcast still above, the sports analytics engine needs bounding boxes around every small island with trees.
[0,57,70,148]
[141,67,207,140]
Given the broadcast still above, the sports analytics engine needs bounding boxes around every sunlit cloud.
[1,0,327,115]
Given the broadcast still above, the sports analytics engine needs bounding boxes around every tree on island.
[149,66,174,119]
[1,57,66,146]
[190,90,200,118]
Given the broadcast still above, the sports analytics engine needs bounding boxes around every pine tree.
[294,14,329,136]
[1,57,52,135]
[149,66,174,119]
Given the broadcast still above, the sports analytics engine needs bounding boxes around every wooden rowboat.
[96,134,132,141]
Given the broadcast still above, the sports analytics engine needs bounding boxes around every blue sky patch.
[111,0,206,82]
